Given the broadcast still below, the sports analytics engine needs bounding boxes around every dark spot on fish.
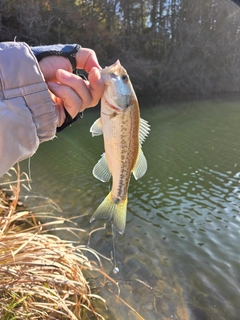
[110,112,117,119]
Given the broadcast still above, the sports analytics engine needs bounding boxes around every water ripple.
[21,100,240,320]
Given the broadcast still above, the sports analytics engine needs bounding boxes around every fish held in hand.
[90,60,150,234]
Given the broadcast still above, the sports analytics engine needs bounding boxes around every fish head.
[101,60,135,113]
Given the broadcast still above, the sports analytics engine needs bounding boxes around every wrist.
[31,44,81,71]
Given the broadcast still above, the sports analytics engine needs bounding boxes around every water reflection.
[19,97,240,319]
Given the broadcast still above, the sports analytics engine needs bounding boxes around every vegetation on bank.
[0,167,122,320]
[1,0,240,96]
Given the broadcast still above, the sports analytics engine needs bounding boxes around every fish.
[90,60,150,234]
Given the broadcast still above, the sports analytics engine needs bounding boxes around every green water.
[20,96,240,319]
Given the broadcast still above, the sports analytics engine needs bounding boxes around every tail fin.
[90,192,128,234]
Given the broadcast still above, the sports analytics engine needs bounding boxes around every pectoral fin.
[132,148,147,180]
[93,153,111,182]
[90,118,103,136]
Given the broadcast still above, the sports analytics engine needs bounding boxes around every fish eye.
[122,74,128,82]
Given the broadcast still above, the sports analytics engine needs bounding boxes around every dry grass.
[0,166,118,320]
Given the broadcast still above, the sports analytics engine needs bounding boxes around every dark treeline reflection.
[1,0,240,96]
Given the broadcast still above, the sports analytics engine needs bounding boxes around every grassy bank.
[0,167,117,320]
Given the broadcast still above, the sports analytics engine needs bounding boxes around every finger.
[53,99,66,127]
[55,69,104,111]
[48,81,82,119]
[56,69,94,111]
[39,56,72,82]
[88,67,105,107]
[76,48,102,72]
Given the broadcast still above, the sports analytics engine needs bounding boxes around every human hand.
[39,48,104,127]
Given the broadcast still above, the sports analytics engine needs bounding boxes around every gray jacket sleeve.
[0,42,58,177]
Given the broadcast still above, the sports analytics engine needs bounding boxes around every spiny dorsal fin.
[139,118,151,145]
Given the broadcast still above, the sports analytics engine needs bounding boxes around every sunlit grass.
[0,166,116,320]
[0,165,147,320]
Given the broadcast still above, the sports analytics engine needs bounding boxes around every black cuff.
[31,44,81,70]
[57,109,83,132]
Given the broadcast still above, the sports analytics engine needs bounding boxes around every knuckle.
[87,49,96,58]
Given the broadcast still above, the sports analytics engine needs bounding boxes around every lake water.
[20,96,240,319]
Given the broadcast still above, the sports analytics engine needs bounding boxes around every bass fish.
[90,60,150,234]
